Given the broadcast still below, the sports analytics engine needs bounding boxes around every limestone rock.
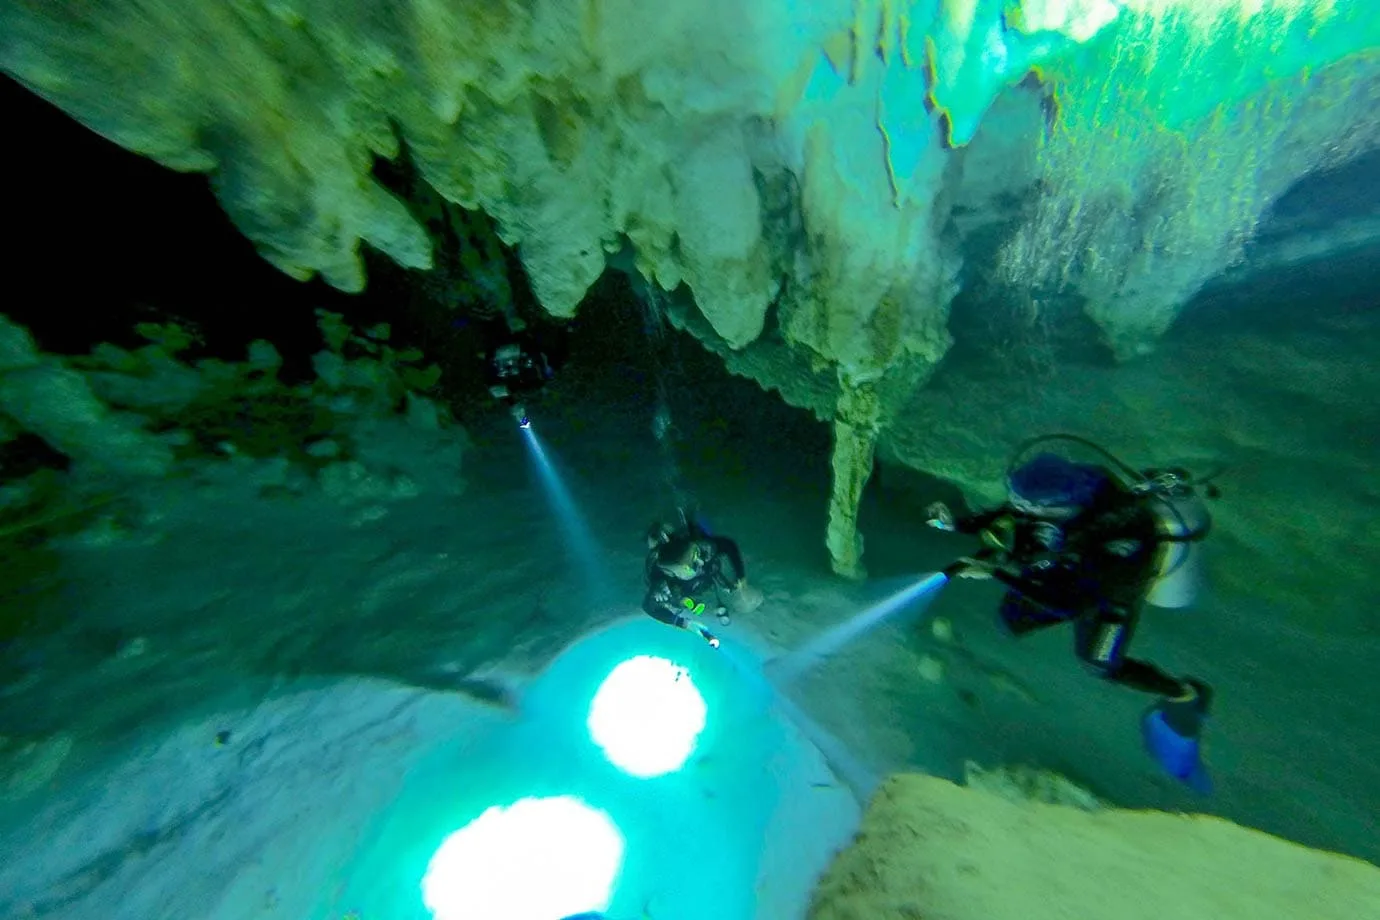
[961,761,1101,811]
[3,0,1377,577]
[825,381,881,579]
[999,8,1380,360]
[8,0,1371,371]
[0,316,172,479]
[809,773,1380,920]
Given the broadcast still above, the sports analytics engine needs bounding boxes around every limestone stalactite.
[2,0,1377,574]
[825,379,881,580]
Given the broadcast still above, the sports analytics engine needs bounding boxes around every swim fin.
[1141,680,1213,793]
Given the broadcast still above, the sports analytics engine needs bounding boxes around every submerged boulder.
[809,772,1380,920]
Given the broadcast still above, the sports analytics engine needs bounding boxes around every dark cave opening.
[0,72,832,500]
[3,75,565,411]
[2,76,340,376]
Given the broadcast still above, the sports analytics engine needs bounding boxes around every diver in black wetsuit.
[642,510,762,648]
[485,337,552,427]
[928,436,1219,787]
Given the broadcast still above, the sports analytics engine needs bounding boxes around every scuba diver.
[485,336,552,428]
[642,508,764,649]
[927,435,1219,789]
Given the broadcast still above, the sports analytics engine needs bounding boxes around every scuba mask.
[658,541,706,580]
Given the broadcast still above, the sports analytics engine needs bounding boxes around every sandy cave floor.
[0,619,862,920]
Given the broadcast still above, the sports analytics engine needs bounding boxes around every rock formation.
[808,772,1380,920]
[2,0,1377,580]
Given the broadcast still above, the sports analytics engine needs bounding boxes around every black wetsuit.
[956,477,1185,697]
[643,531,746,628]
[485,342,550,406]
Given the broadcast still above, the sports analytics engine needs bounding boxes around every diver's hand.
[926,502,956,532]
[955,556,996,579]
[683,619,720,648]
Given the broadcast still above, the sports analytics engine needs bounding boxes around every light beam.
[768,572,950,685]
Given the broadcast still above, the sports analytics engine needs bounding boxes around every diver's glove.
[1141,679,1213,792]
[925,502,956,531]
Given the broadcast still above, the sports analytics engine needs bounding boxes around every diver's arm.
[644,578,697,628]
[990,566,1078,612]
[643,586,683,626]
[952,507,1009,534]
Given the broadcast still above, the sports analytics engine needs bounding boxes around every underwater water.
[2,17,1380,920]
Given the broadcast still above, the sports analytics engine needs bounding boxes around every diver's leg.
[998,590,1069,637]
[1073,605,1184,697]
[1076,605,1213,787]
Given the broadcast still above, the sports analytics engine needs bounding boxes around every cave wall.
[3,0,1378,578]
[9,2,1375,371]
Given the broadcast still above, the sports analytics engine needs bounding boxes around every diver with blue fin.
[926,434,1220,790]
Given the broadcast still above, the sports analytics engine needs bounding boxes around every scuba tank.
[1139,470,1213,609]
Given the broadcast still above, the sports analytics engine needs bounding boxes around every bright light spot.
[421,796,623,920]
[587,655,707,778]
[1010,0,1122,43]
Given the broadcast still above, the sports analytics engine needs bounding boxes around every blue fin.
[1141,709,1213,794]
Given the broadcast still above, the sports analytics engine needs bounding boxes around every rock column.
[825,379,880,580]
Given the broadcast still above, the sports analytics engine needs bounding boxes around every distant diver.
[484,332,554,428]
[927,434,1220,790]
[642,507,764,649]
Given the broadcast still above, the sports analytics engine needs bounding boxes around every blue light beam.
[767,572,950,686]
[521,427,613,603]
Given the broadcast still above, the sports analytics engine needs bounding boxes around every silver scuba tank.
[1145,486,1211,609]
